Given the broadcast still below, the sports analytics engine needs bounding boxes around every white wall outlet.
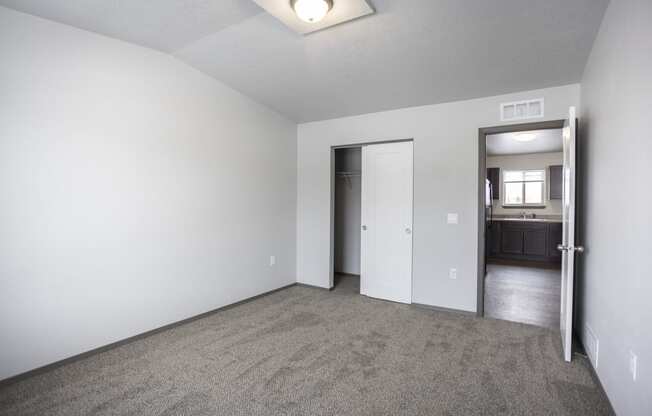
[269,255,276,266]
[447,213,459,224]
[449,268,457,279]
[629,350,637,381]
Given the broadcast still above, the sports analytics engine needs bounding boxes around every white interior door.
[559,106,582,362]
[361,141,413,304]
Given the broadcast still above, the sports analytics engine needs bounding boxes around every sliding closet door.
[361,141,413,304]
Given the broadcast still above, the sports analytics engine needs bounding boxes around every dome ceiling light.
[253,0,374,35]
[291,0,333,23]
[514,133,537,142]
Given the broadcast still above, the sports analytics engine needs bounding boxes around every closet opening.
[329,140,414,303]
[332,147,362,293]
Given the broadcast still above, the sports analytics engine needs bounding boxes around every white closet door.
[361,141,413,304]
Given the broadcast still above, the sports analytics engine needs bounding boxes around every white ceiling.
[487,129,563,156]
[0,0,609,122]
[0,0,263,52]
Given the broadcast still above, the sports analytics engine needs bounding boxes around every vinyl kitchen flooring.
[484,263,562,330]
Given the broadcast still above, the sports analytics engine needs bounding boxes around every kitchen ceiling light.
[514,133,537,142]
[291,0,333,23]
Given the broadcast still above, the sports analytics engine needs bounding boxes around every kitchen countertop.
[491,217,562,223]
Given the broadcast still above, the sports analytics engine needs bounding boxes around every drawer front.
[501,221,548,231]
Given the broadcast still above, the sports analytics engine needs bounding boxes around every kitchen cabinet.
[488,220,562,263]
[487,221,501,256]
[501,228,524,254]
[549,165,563,200]
[487,167,500,200]
[524,227,548,256]
[547,222,563,260]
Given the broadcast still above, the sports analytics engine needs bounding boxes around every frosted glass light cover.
[293,0,331,23]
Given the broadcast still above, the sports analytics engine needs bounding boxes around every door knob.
[557,244,584,253]
[405,227,412,234]
[362,225,367,231]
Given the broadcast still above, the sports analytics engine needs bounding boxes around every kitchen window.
[503,170,545,206]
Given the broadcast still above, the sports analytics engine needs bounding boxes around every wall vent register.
[500,98,544,121]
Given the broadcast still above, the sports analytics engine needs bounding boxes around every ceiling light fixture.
[291,0,333,23]
[514,133,537,142]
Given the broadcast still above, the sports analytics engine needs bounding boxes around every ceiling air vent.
[500,98,544,121]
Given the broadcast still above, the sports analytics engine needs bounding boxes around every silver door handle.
[405,227,412,234]
[557,244,584,253]
[362,225,367,231]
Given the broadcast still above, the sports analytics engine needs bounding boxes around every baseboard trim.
[575,349,617,415]
[295,282,333,291]
[412,302,476,316]
[0,282,297,388]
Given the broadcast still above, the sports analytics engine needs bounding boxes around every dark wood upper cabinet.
[487,167,500,200]
[549,165,563,200]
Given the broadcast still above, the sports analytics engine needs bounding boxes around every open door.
[559,107,583,362]
[361,141,413,304]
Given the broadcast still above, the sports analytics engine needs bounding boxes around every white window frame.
[503,169,546,207]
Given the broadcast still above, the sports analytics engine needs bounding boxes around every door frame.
[476,120,565,316]
[329,138,414,291]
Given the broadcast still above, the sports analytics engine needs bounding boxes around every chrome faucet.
[520,211,536,219]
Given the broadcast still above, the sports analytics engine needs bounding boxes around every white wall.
[297,84,579,311]
[487,152,563,216]
[0,7,297,380]
[578,0,652,414]
[334,148,361,275]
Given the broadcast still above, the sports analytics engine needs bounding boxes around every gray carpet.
[0,275,612,415]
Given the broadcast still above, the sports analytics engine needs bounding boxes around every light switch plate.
[447,213,459,224]
[253,0,375,35]
[630,350,637,381]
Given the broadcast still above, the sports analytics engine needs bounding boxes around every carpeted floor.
[0,275,612,415]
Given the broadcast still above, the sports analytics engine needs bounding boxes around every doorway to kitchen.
[477,120,567,332]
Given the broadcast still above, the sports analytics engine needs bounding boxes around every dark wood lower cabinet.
[488,220,562,263]
[502,229,524,254]
[523,228,547,256]
[547,223,563,260]
[487,222,501,256]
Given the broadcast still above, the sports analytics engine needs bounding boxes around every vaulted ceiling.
[0,0,609,122]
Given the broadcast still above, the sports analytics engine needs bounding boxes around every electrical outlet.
[447,213,459,224]
[269,255,276,266]
[629,350,637,381]
[449,268,457,279]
